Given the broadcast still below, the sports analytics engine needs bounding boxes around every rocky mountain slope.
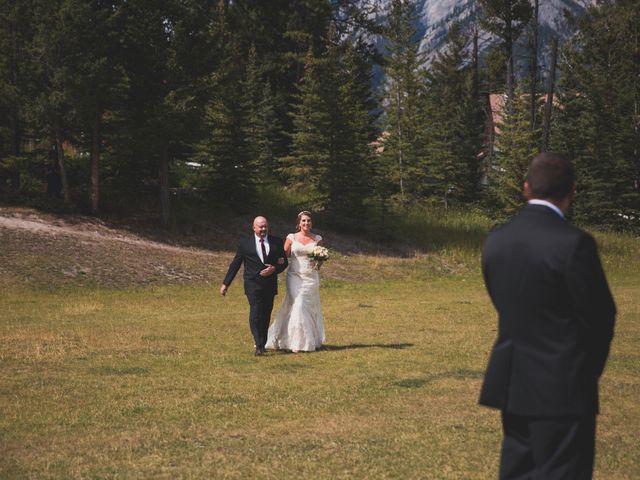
[364,0,594,71]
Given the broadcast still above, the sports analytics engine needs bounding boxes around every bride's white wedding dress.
[266,233,325,352]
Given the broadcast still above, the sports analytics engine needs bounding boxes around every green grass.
[1,203,638,478]
[1,271,638,479]
[397,205,491,250]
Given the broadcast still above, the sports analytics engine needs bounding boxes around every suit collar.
[522,203,567,222]
[527,199,564,218]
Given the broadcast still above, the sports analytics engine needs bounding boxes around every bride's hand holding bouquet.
[308,246,329,270]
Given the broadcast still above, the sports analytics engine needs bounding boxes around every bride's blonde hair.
[295,211,312,232]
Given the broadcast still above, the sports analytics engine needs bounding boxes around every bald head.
[253,216,268,238]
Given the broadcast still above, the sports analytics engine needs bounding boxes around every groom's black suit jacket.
[223,234,288,296]
[479,204,616,416]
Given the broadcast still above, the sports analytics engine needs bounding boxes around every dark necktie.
[260,238,267,263]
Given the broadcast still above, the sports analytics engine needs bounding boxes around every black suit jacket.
[223,234,288,296]
[479,204,616,416]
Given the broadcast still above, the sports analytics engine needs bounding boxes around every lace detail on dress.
[265,233,325,352]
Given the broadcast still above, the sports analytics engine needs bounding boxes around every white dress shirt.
[255,234,270,263]
[528,199,564,219]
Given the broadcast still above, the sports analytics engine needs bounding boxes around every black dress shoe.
[255,348,263,356]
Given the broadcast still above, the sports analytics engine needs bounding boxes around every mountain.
[363,0,595,72]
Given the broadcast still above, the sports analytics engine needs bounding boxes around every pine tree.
[325,37,378,225]
[553,1,640,228]
[230,0,334,164]
[479,0,533,101]
[0,0,35,184]
[424,23,484,205]
[200,92,253,203]
[379,0,426,205]
[317,28,343,214]
[489,91,539,219]
[111,0,213,224]
[242,45,282,182]
[27,0,82,204]
[281,49,331,209]
[64,0,128,214]
[193,3,253,206]
[283,26,378,223]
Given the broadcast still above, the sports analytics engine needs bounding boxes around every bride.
[266,211,325,352]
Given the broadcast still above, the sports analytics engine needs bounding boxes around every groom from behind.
[220,216,288,356]
[479,152,616,479]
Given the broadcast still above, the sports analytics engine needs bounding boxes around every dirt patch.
[0,207,452,289]
[0,208,230,288]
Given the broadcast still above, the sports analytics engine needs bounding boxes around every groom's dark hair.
[527,152,575,201]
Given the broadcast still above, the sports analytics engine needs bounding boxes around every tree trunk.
[505,9,514,104]
[541,36,558,152]
[472,26,479,102]
[10,113,20,155]
[90,112,101,215]
[396,85,405,202]
[7,111,22,189]
[635,22,639,191]
[530,0,539,130]
[159,145,170,228]
[8,13,20,189]
[55,132,71,203]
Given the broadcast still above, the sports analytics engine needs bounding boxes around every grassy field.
[1,269,638,479]
[1,204,638,479]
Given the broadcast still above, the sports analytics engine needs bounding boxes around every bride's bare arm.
[284,237,293,256]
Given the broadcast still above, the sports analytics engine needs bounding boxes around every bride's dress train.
[266,233,325,352]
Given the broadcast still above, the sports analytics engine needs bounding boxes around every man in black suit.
[479,152,616,479]
[220,216,288,356]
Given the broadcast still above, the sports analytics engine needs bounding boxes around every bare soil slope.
[0,208,230,288]
[1,207,424,289]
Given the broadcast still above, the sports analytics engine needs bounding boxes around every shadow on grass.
[321,342,414,351]
[265,343,414,356]
[393,369,483,388]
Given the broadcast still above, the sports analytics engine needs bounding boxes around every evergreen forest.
[1,0,638,230]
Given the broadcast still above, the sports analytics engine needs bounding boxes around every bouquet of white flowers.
[308,245,329,270]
